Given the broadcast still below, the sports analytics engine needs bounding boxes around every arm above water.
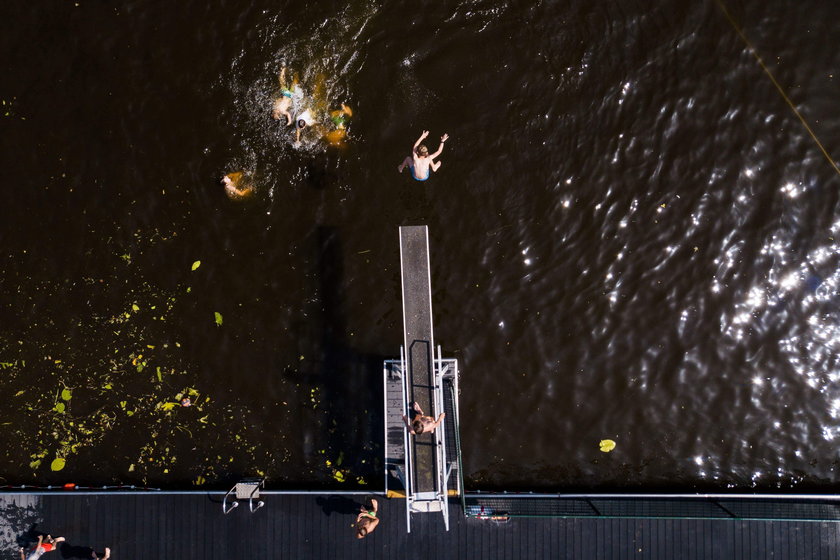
[430,134,448,159]
[413,130,429,150]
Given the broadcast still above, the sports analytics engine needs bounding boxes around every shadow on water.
[305,226,387,486]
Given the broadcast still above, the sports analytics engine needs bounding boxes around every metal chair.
[222,478,265,514]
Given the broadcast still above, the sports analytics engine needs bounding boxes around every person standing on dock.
[19,535,64,560]
[355,498,380,539]
[397,130,448,181]
[403,402,445,435]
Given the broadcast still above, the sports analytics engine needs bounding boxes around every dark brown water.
[2,0,840,491]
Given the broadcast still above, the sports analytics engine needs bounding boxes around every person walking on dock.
[397,130,448,181]
[19,535,64,560]
[403,402,445,435]
[355,498,380,539]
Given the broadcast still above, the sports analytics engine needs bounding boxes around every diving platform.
[384,226,462,533]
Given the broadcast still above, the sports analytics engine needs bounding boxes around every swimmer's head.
[416,145,429,156]
[297,119,307,129]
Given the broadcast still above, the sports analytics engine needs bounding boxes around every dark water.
[2,0,840,491]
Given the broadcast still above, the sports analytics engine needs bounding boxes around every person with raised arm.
[398,130,449,182]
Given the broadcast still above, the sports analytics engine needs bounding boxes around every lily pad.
[191,260,201,271]
[599,439,616,453]
[214,312,223,326]
[54,402,65,413]
[61,388,72,401]
[50,458,66,471]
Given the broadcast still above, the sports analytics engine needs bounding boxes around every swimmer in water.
[294,109,316,145]
[324,103,353,146]
[271,66,295,125]
[397,130,448,181]
[221,171,254,200]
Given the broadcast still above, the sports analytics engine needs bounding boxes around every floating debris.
[599,439,616,453]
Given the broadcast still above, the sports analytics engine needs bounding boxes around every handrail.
[435,345,449,530]
[382,361,389,497]
[222,486,239,514]
[450,360,466,512]
[399,346,411,533]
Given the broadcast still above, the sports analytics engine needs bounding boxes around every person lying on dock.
[20,535,64,560]
[402,402,445,435]
[355,498,380,539]
[397,130,448,182]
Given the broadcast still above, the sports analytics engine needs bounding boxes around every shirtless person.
[271,66,294,125]
[355,498,380,539]
[402,402,445,435]
[398,130,449,182]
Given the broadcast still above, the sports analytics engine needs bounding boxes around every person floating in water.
[294,109,316,145]
[324,103,353,146]
[271,66,295,125]
[402,402,445,435]
[398,130,448,181]
[221,171,254,200]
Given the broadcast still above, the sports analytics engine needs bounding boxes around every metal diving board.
[383,226,463,533]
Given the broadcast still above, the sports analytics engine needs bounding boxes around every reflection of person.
[397,131,449,181]
[355,498,380,539]
[324,103,353,146]
[20,535,65,560]
[221,171,254,200]
[271,67,294,125]
[402,402,445,435]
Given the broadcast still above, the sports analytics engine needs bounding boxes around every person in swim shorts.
[324,103,353,146]
[355,497,380,539]
[221,171,254,200]
[398,130,448,181]
[271,66,295,125]
[402,402,445,435]
[19,535,64,560]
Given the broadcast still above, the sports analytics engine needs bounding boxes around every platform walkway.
[1,492,839,559]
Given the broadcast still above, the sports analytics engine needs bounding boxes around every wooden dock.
[3,492,839,559]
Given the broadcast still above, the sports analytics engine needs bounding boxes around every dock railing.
[464,493,840,521]
[433,345,449,531]
[399,346,413,533]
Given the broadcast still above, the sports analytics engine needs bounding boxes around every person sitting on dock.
[397,130,448,181]
[355,498,380,539]
[402,402,445,435]
[19,535,64,560]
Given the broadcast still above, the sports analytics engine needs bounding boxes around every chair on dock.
[222,478,265,514]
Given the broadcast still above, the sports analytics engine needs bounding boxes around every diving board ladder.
[383,226,462,533]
